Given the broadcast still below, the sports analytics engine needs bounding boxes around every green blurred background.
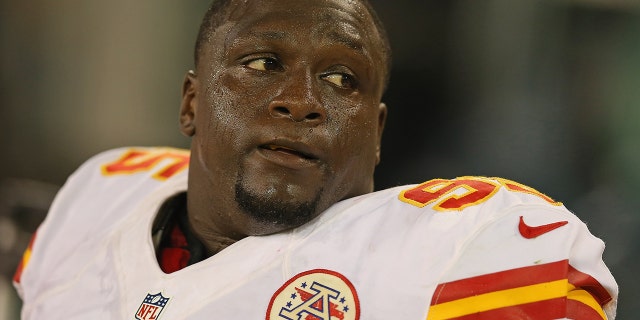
[1,0,638,318]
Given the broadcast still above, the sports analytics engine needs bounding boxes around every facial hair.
[234,171,323,230]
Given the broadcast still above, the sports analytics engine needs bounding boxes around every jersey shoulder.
[14,147,190,291]
[46,146,190,225]
[44,145,190,236]
[318,175,565,228]
[390,177,617,319]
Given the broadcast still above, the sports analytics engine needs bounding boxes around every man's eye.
[321,73,358,90]
[244,58,281,71]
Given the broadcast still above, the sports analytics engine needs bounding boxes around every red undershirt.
[158,221,191,273]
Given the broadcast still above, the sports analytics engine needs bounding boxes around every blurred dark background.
[1,0,638,318]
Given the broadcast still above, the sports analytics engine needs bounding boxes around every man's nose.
[267,73,325,124]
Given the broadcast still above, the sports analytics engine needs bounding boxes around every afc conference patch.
[266,269,360,320]
[135,292,170,320]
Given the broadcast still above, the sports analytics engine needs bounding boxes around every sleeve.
[564,213,618,319]
[11,148,131,298]
[426,204,618,320]
[12,147,189,304]
[397,176,618,319]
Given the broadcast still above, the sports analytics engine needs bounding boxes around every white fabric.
[15,147,618,319]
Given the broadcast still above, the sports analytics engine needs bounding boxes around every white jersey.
[14,147,618,319]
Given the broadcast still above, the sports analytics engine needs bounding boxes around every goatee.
[234,174,322,230]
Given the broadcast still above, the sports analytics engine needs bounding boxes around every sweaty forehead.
[223,0,379,56]
[231,0,372,26]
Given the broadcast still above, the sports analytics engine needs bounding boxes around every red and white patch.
[266,269,360,320]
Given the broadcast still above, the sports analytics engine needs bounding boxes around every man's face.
[181,0,387,239]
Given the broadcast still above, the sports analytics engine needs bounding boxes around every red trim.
[13,231,37,284]
[499,179,558,204]
[431,260,568,305]
[568,265,613,307]
[13,256,25,284]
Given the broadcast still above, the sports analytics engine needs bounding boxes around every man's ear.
[375,102,387,165]
[179,70,198,137]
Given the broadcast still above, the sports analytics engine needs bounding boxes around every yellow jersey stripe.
[427,279,568,319]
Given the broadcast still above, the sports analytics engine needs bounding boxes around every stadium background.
[1,0,638,318]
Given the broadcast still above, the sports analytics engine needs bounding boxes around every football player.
[14,0,617,319]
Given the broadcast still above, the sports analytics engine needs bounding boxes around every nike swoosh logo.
[518,216,568,239]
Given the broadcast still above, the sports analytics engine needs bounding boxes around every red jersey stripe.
[431,260,568,305]
[567,298,606,319]
[567,287,607,319]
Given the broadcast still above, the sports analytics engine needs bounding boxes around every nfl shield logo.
[135,292,170,320]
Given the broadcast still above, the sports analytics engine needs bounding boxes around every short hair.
[193,0,233,69]
[193,0,392,92]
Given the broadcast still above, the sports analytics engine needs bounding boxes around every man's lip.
[257,140,320,161]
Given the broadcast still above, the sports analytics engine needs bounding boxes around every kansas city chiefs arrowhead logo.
[266,269,360,320]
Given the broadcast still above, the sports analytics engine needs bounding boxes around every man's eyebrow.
[229,29,367,57]
[326,30,364,53]
[225,29,287,51]
[248,30,287,40]
[251,30,364,52]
